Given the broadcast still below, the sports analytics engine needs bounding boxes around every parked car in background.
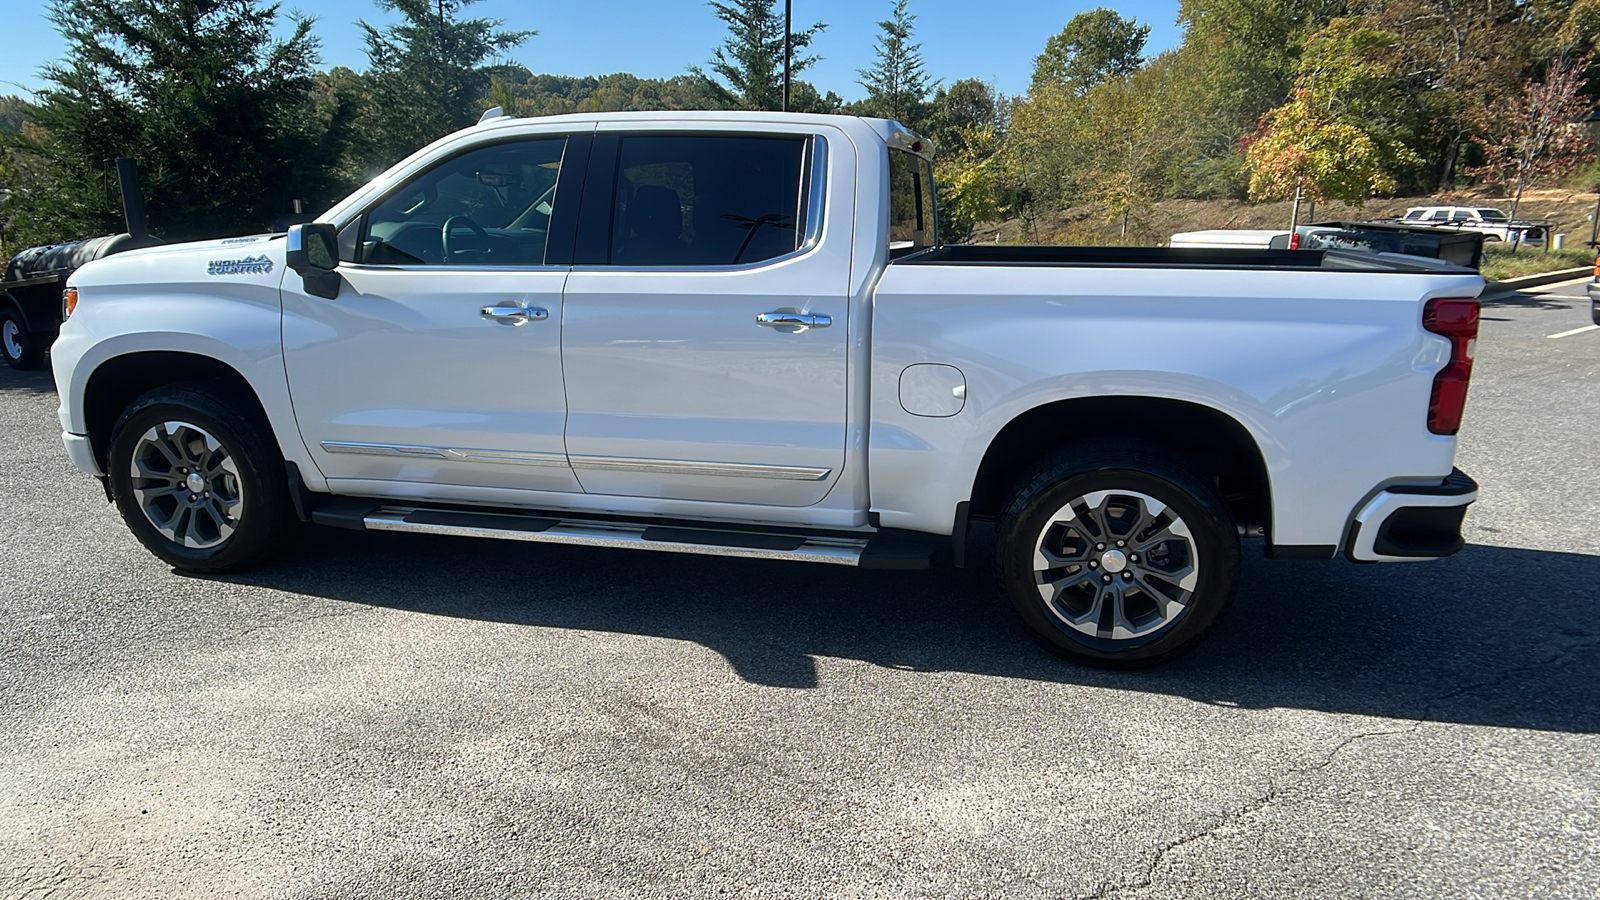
[1277,222,1486,269]
[1168,229,1289,249]
[1400,206,1547,247]
[1588,253,1600,326]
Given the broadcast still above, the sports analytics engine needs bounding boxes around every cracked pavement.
[2,281,1597,898]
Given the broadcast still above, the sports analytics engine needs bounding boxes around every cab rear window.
[888,148,937,258]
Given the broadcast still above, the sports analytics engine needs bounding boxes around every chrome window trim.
[569,454,832,482]
[320,441,569,468]
[574,133,828,275]
[339,263,572,274]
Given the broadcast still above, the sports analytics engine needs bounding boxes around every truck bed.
[900,244,1478,274]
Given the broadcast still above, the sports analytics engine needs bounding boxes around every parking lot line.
[1547,324,1600,339]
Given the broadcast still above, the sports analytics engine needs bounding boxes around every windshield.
[1475,208,1510,221]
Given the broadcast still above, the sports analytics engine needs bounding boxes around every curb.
[1482,267,1590,297]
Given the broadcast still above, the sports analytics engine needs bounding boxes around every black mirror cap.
[285,223,340,300]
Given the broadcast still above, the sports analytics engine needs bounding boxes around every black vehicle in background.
[1270,221,1487,270]
[1,159,159,369]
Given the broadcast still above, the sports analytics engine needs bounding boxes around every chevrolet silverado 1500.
[52,111,1483,666]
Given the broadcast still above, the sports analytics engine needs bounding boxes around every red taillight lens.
[1423,298,1479,435]
[1289,231,1301,249]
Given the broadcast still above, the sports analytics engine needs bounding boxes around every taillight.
[1289,231,1301,249]
[1423,298,1479,435]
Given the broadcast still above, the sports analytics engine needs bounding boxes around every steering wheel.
[442,215,490,261]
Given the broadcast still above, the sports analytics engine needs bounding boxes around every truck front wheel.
[1,307,44,370]
[107,382,296,573]
[994,446,1241,668]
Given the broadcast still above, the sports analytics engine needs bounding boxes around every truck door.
[559,127,849,507]
[281,132,588,494]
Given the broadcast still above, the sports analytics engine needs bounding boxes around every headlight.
[62,286,78,320]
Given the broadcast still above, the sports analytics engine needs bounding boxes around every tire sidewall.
[1,307,39,369]
[998,456,1240,666]
[108,388,287,572]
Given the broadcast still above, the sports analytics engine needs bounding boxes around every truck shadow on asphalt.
[227,526,1600,735]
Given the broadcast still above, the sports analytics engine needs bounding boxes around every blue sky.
[0,1,1187,102]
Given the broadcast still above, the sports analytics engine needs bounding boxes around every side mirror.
[286,223,340,300]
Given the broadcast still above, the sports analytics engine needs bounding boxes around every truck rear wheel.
[994,446,1240,668]
[1,306,44,370]
[107,382,296,573]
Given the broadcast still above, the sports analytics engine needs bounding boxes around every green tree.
[695,0,827,110]
[858,0,935,125]
[360,0,534,163]
[1031,8,1149,95]
[14,0,325,243]
[1245,19,1421,206]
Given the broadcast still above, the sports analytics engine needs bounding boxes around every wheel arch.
[83,351,277,470]
[967,395,1272,535]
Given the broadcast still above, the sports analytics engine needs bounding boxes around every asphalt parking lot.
[2,280,1597,899]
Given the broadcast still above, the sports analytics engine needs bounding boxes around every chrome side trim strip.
[320,441,568,468]
[567,454,831,481]
[364,508,866,566]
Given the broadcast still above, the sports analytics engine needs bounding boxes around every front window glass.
[360,137,566,266]
[888,148,937,258]
[1475,208,1510,221]
[608,134,807,266]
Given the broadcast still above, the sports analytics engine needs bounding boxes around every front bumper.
[63,431,103,477]
[1346,469,1478,563]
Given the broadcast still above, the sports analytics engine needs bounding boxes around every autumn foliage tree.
[1246,20,1421,206]
[1465,57,1595,231]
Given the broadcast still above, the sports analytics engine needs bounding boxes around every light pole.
[782,0,792,112]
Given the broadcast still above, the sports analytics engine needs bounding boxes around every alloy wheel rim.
[128,421,245,549]
[1033,489,1200,641]
[2,320,19,359]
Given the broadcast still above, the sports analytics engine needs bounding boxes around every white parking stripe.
[1547,324,1600,339]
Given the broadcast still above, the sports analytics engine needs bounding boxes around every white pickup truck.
[52,111,1484,667]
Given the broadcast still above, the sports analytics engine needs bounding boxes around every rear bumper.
[1588,280,1600,326]
[1346,469,1478,562]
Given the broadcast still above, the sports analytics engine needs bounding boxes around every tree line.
[2,0,1597,254]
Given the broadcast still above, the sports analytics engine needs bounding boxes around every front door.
[282,133,585,494]
[560,128,850,507]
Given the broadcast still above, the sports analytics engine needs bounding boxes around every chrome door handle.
[480,306,548,325]
[756,312,831,329]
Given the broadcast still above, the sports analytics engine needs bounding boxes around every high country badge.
[207,255,273,275]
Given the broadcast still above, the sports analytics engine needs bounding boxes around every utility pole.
[782,0,792,112]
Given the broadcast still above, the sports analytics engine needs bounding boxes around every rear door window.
[606,135,808,267]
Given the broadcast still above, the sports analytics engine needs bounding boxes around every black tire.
[108,381,296,573]
[1,306,45,370]
[994,444,1241,668]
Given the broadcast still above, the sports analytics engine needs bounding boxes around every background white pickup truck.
[52,111,1483,666]
[1401,205,1548,247]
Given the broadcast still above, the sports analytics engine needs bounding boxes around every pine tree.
[360,0,534,163]
[858,0,935,126]
[695,0,827,111]
[15,0,324,242]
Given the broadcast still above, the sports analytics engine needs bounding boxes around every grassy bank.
[1480,246,1593,282]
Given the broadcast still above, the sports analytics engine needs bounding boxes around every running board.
[328,505,932,568]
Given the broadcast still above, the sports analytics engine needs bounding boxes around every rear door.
[559,124,849,507]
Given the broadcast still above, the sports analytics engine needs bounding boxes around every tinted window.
[1475,208,1510,221]
[608,135,807,266]
[360,137,566,266]
[888,148,937,258]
